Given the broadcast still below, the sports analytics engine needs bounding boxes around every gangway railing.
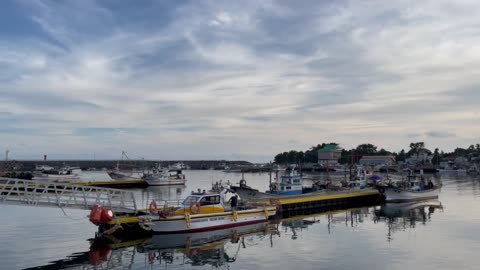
[0,178,137,213]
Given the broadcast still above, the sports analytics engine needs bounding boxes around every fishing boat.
[142,168,186,186]
[107,151,145,180]
[138,191,276,233]
[33,166,82,182]
[379,172,441,203]
[107,170,143,180]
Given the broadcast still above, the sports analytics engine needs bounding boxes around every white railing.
[0,177,137,213]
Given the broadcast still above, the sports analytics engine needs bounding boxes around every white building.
[318,144,342,165]
[405,149,433,165]
[359,155,396,166]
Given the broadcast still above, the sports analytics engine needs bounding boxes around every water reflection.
[142,223,273,267]
[25,223,274,269]
[23,200,445,269]
[374,199,443,242]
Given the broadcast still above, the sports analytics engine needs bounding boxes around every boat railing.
[150,199,184,210]
[0,177,138,213]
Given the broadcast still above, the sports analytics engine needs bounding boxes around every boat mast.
[269,161,272,187]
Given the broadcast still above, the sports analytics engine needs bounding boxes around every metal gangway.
[0,177,137,213]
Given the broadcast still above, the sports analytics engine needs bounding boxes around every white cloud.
[1,0,480,161]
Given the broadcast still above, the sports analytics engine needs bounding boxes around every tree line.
[273,142,480,165]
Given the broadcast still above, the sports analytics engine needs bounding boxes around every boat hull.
[141,208,276,233]
[33,174,81,182]
[383,187,441,203]
[107,171,142,180]
[437,169,467,174]
[144,178,186,186]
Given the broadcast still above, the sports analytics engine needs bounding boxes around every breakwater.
[0,160,252,171]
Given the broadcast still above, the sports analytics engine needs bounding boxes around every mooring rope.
[59,205,87,221]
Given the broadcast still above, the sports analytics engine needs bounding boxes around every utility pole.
[269,161,272,187]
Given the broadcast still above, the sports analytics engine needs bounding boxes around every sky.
[0,0,479,162]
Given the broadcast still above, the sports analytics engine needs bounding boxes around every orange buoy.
[149,200,158,214]
[190,201,201,214]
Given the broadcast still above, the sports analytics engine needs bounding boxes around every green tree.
[304,144,326,163]
[274,152,288,164]
[408,142,427,157]
[378,148,391,156]
[397,149,406,162]
[355,143,378,155]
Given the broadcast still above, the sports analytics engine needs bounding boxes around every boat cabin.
[174,193,226,215]
[400,174,435,191]
[269,174,303,195]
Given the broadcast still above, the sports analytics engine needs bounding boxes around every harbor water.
[1,171,480,269]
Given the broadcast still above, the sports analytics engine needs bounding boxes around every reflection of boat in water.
[141,222,270,249]
[141,222,272,267]
[375,199,443,218]
[26,223,273,269]
[374,199,443,241]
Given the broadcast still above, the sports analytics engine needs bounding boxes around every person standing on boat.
[229,193,239,210]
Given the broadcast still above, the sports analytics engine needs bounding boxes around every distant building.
[454,156,468,166]
[405,149,433,165]
[318,144,342,165]
[359,155,396,166]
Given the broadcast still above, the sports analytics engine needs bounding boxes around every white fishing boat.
[437,168,467,174]
[436,161,467,174]
[142,168,186,186]
[169,162,189,170]
[379,172,441,203]
[138,191,276,233]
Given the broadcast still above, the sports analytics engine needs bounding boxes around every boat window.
[286,186,291,190]
[293,179,300,183]
[182,196,200,207]
[200,195,220,206]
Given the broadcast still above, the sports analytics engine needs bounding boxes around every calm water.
[1,170,480,269]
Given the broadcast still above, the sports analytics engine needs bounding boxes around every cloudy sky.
[1,0,479,161]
